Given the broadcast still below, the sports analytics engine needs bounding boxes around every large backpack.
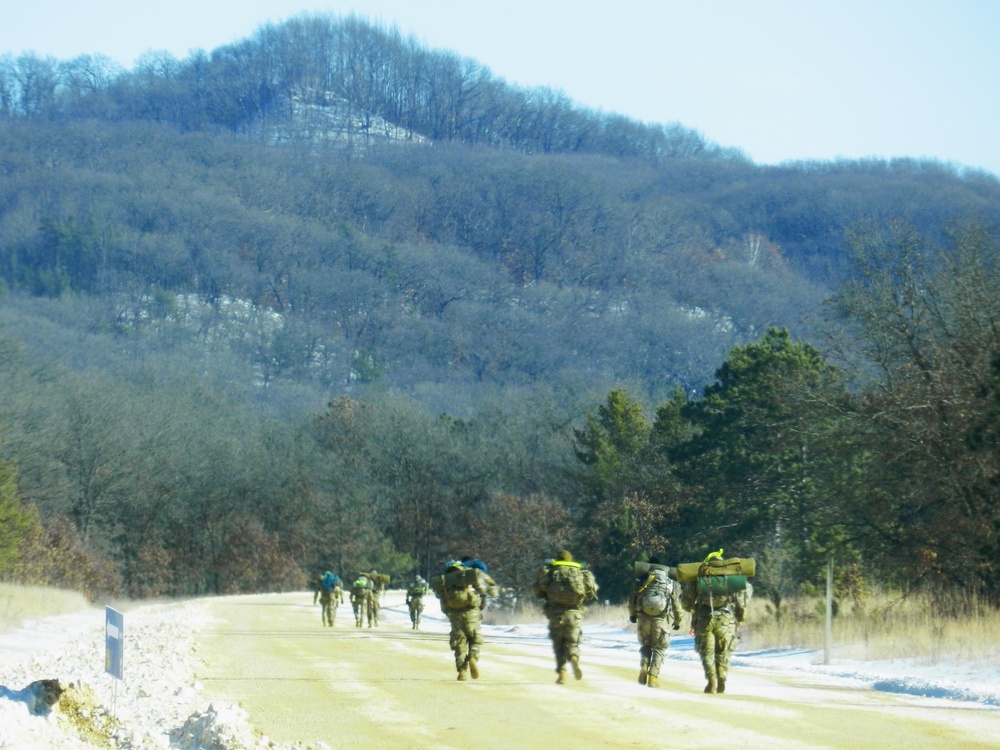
[351,576,370,598]
[638,569,672,616]
[545,563,587,608]
[408,580,427,597]
[322,572,339,591]
[435,567,481,611]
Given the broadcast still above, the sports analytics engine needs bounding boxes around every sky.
[3,0,1000,177]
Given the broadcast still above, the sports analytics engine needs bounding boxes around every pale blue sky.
[4,1,999,176]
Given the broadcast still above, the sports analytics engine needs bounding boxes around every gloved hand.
[629,614,637,624]
[672,623,680,630]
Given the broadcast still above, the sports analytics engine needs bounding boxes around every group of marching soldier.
[312,548,752,694]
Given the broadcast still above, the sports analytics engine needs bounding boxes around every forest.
[1,13,999,607]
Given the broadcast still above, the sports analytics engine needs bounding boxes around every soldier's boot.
[716,666,727,694]
[457,667,468,681]
[638,661,648,685]
[570,656,583,680]
[469,657,479,680]
[556,668,567,684]
[704,674,718,694]
[647,674,659,688]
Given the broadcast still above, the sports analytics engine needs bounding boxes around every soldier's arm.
[586,571,599,600]
[670,585,683,627]
[679,582,696,612]
[734,591,748,623]
[530,569,547,599]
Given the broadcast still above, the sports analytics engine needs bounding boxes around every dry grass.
[0,582,91,633]
[740,588,1000,666]
[487,589,1000,668]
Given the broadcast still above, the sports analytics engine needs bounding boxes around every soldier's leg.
[696,625,718,693]
[449,617,470,680]
[647,620,669,688]
[715,615,737,693]
[563,610,584,680]
[637,618,652,684]
[546,615,568,682]
[466,615,483,679]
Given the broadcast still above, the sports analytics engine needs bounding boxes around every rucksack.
[545,563,587,607]
[351,577,370,597]
[433,567,483,611]
[322,572,339,591]
[638,569,672,616]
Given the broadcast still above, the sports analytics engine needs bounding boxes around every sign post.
[105,607,124,681]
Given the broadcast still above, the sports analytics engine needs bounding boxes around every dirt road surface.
[194,592,1000,749]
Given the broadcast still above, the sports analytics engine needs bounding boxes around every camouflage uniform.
[406,575,428,630]
[316,573,345,627]
[366,571,384,628]
[531,550,599,684]
[627,565,682,687]
[681,580,751,694]
[435,562,495,681]
[350,576,371,628]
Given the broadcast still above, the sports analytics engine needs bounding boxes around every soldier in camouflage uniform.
[406,575,428,630]
[350,574,371,628]
[681,569,752,694]
[434,560,495,681]
[628,557,682,688]
[366,570,386,628]
[315,571,344,627]
[531,550,599,684]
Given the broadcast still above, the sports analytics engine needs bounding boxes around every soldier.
[433,559,494,681]
[680,552,753,694]
[406,574,428,630]
[531,549,599,684]
[316,571,344,627]
[350,574,371,628]
[627,557,682,687]
[366,570,384,628]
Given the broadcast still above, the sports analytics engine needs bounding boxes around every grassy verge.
[0,582,91,633]
[486,589,1000,667]
[742,589,1000,666]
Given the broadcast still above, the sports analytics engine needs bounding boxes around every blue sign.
[105,607,124,680]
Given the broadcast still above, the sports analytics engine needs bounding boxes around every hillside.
[1,13,998,413]
[2,13,1000,607]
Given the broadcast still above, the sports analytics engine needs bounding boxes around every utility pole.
[824,557,833,665]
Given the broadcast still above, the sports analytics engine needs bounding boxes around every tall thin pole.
[824,556,833,665]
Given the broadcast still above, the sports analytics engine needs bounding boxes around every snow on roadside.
[0,599,309,750]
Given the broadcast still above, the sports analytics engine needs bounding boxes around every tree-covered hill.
[2,13,999,410]
[1,13,999,604]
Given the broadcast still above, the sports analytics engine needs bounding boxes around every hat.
[556,550,573,561]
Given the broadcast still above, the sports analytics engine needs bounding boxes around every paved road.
[194,591,1000,749]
